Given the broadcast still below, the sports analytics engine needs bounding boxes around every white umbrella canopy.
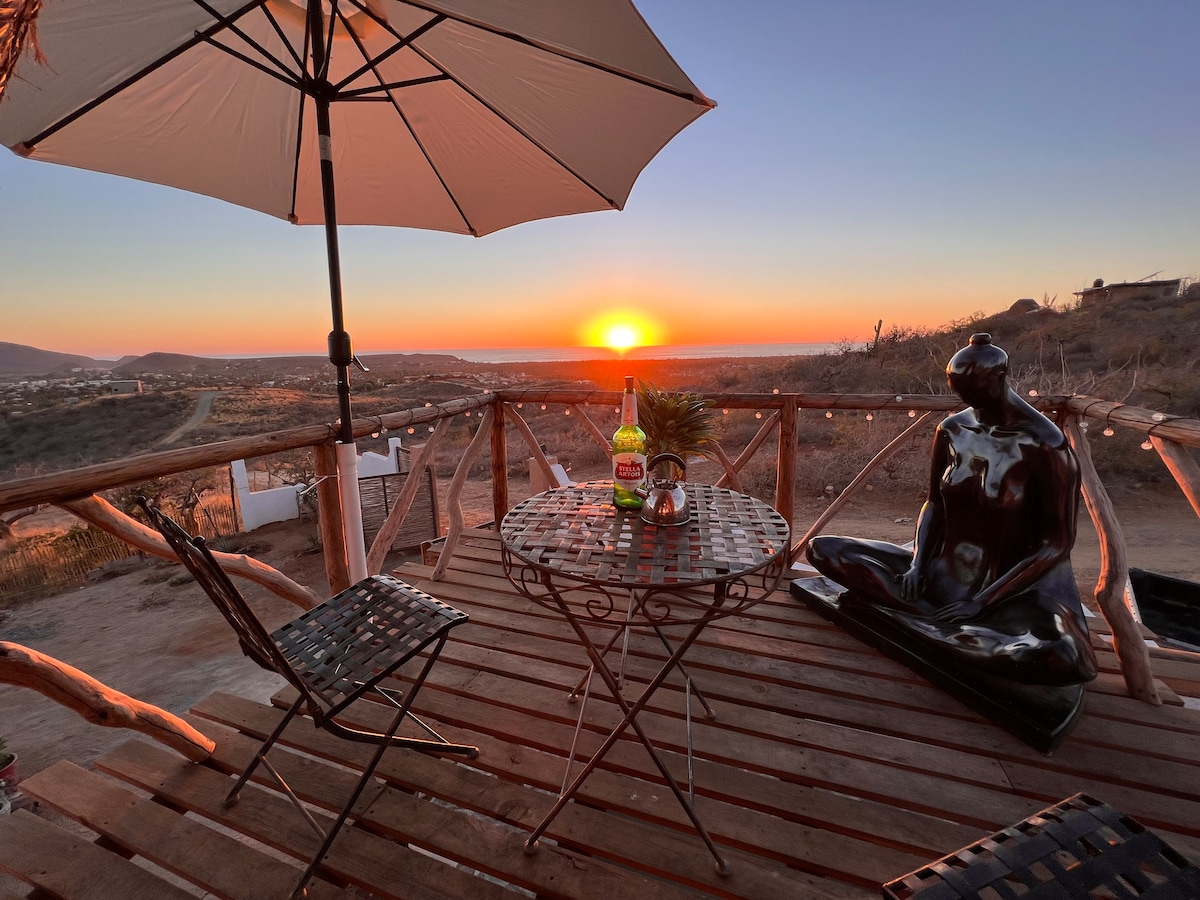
[0,0,712,232]
[0,0,713,580]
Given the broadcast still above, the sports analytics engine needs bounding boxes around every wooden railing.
[2,389,1198,708]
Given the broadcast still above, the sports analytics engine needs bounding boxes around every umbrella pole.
[311,40,367,581]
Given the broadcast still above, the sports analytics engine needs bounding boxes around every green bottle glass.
[612,376,647,509]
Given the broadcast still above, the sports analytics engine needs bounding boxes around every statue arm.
[900,427,948,601]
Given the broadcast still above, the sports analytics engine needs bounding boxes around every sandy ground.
[0,476,1196,896]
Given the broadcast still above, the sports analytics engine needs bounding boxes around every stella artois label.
[613,452,646,489]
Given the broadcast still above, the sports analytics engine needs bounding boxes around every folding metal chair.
[140,500,477,899]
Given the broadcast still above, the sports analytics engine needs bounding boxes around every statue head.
[947,333,1008,406]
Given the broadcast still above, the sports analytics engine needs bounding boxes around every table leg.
[566,593,716,720]
[526,578,731,875]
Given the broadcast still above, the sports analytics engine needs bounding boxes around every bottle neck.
[620,390,638,426]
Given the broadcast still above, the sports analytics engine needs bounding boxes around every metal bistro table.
[500,481,790,874]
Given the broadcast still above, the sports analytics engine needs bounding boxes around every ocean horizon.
[207,342,854,364]
[384,342,853,364]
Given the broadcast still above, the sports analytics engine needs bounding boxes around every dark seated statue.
[795,334,1097,750]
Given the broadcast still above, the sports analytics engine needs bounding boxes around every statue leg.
[807,536,917,610]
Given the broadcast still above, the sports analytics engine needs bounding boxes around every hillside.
[0,342,99,376]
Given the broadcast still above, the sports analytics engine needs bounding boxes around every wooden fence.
[0,499,238,606]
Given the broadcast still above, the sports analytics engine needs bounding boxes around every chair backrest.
[139,499,312,700]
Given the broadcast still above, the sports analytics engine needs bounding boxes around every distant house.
[1073,277,1181,307]
[109,380,144,395]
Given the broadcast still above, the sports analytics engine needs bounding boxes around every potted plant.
[636,383,716,474]
[0,736,16,786]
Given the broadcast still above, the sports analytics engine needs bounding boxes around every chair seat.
[271,574,467,713]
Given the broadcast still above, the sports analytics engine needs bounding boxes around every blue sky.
[2,1,1197,357]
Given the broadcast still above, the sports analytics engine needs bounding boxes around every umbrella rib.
[335,2,621,216]
[405,40,623,211]
[285,7,314,224]
[19,0,268,149]
[339,74,448,99]
[196,34,300,90]
[330,12,444,94]
[368,0,714,107]
[257,2,307,72]
[328,5,477,234]
[189,0,303,83]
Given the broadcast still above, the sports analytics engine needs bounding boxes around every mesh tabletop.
[500,482,790,592]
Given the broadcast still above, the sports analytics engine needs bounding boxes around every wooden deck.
[3,527,1199,899]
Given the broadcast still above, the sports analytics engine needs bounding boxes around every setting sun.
[579,311,663,355]
[603,323,639,352]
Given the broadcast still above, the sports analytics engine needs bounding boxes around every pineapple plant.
[636,383,715,478]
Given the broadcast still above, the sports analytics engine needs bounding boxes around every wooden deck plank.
[180,719,719,900]
[94,739,514,900]
[428,616,1200,777]
[190,692,906,890]
[0,809,197,900]
[17,760,352,900]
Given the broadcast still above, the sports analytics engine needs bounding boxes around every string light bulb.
[1141,439,1153,450]
[755,411,763,419]
[825,411,833,419]
[772,388,780,394]
[407,427,415,434]
[1152,412,1166,422]
[722,408,730,415]
[1103,426,1115,437]
[865,412,874,421]
[908,410,916,418]
[1028,389,1038,397]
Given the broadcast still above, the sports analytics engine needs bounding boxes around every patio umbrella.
[0,0,713,580]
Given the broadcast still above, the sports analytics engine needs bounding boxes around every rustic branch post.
[0,642,215,762]
[432,408,495,581]
[59,496,322,609]
[792,412,934,562]
[314,441,350,595]
[1064,417,1160,705]
[490,399,509,527]
[1150,436,1200,519]
[708,441,742,492]
[505,405,559,491]
[774,397,798,526]
[714,411,780,489]
[365,416,452,575]
[570,403,614,458]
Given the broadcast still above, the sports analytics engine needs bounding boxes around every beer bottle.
[612,376,647,509]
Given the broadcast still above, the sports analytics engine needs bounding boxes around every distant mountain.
[110,350,465,376]
[111,352,225,375]
[0,343,467,379]
[0,342,101,376]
